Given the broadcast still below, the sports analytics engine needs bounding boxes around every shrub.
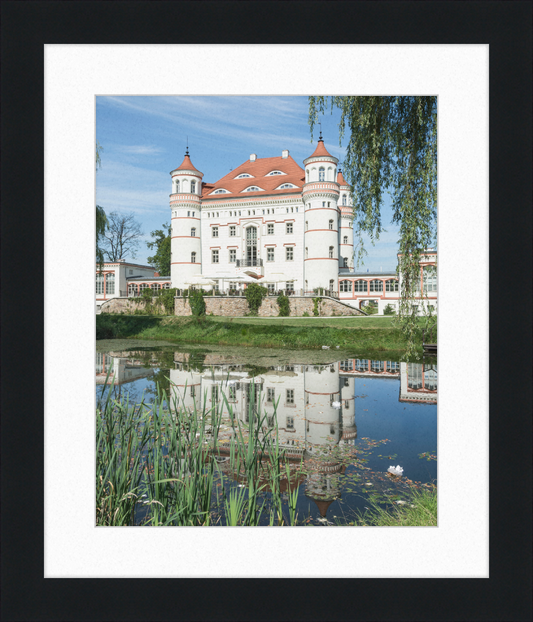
[364,301,378,315]
[312,297,321,317]
[302,311,310,317]
[277,294,290,317]
[245,283,268,314]
[188,289,206,317]
[383,304,396,316]
[160,287,177,314]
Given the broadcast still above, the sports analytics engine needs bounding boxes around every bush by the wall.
[188,289,206,317]
[277,294,290,317]
[312,297,321,317]
[383,304,396,316]
[245,283,268,314]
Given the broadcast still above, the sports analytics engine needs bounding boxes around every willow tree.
[96,141,107,271]
[309,96,437,356]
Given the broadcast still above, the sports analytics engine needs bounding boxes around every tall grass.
[96,378,303,526]
[347,487,437,527]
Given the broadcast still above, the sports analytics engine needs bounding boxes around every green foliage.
[188,289,206,317]
[146,224,171,276]
[309,96,437,358]
[160,288,177,314]
[383,304,396,316]
[96,143,107,271]
[302,311,310,317]
[364,301,378,315]
[245,283,268,314]
[277,294,290,317]
[312,297,321,317]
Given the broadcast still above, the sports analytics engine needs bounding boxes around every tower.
[169,147,204,290]
[337,169,354,270]
[302,133,340,293]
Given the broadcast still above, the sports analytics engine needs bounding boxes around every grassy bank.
[345,487,437,526]
[97,314,430,354]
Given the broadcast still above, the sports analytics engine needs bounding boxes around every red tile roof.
[308,139,334,159]
[201,155,305,199]
[337,170,349,186]
[172,154,201,174]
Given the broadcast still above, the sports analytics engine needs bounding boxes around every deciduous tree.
[147,224,171,276]
[96,142,107,271]
[101,211,143,262]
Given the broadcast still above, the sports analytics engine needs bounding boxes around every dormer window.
[277,183,296,190]
[235,173,253,179]
[242,186,263,192]
[266,170,284,176]
[212,188,229,195]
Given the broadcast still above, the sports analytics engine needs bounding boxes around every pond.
[96,343,437,526]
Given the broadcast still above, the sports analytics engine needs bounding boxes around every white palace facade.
[169,134,356,296]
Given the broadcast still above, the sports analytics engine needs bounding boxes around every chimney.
[118,258,126,263]
[250,153,257,161]
[282,149,289,159]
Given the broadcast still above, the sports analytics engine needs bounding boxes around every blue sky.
[96,96,400,270]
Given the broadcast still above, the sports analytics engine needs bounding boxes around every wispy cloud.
[117,145,164,155]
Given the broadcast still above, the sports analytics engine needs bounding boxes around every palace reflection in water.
[96,351,437,518]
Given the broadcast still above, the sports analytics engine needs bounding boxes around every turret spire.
[318,122,323,142]
[185,136,189,156]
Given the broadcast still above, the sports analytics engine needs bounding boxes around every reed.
[96,376,303,526]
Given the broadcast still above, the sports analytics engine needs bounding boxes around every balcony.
[236,258,263,267]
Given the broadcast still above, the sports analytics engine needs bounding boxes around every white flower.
[387,465,404,476]
[321,345,330,349]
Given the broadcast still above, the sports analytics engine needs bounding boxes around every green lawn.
[206,315,403,328]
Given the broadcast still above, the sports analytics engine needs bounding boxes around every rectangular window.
[322,202,326,207]
[228,386,236,402]
[286,416,294,429]
[267,247,275,262]
[96,274,104,295]
[286,282,294,293]
[187,211,190,217]
[229,226,236,237]
[286,246,294,261]
[267,388,275,402]
[286,222,293,234]
[386,280,398,292]
[229,249,236,263]
[286,389,294,404]
[212,226,218,237]
[211,385,219,402]
[267,283,275,293]
[267,223,274,235]
[212,250,219,263]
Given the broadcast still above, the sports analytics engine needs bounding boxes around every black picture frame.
[1,2,531,620]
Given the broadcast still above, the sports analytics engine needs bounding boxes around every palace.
[169,133,355,296]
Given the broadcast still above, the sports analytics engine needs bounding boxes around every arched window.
[327,167,333,180]
[370,279,383,292]
[151,283,161,292]
[343,257,348,268]
[175,179,180,193]
[191,227,196,237]
[329,279,335,291]
[139,283,149,293]
[340,280,352,292]
[128,283,137,296]
[96,273,104,295]
[191,252,196,263]
[329,220,334,230]
[385,279,398,292]
[306,169,309,182]
[106,272,115,295]
[319,167,325,181]
[342,194,347,206]
[354,280,367,292]
[343,236,348,244]
[329,246,334,258]
[191,180,196,193]
[162,282,171,289]
[182,179,188,191]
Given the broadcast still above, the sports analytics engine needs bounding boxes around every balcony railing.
[173,288,339,299]
[236,258,263,267]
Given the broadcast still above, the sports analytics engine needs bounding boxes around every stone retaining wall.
[100,295,364,317]
[175,296,364,317]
